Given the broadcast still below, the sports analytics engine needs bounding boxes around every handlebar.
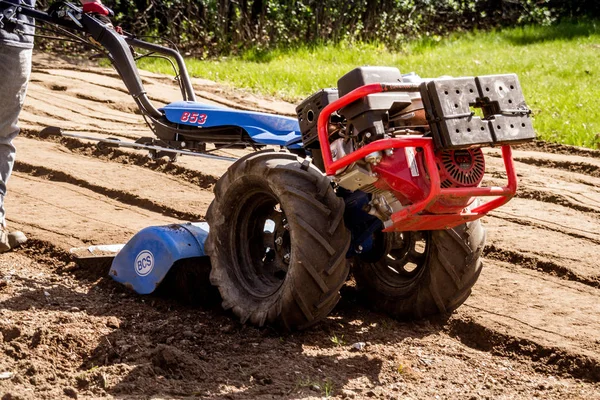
[0,0,196,118]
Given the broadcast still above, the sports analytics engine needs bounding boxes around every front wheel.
[206,151,350,330]
[353,220,486,318]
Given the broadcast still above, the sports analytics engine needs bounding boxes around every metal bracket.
[39,126,238,162]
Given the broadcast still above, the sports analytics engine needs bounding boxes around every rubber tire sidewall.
[206,151,350,331]
[354,219,486,319]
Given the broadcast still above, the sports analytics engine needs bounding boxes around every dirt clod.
[0,327,21,343]
[105,317,120,329]
[63,387,77,399]
[151,344,197,371]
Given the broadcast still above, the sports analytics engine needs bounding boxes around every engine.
[296,66,486,225]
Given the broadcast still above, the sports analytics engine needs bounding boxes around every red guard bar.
[316,82,519,228]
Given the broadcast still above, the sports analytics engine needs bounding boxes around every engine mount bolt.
[275,237,283,246]
[365,151,383,165]
[283,253,291,263]
[180,141,186,148]
[385,149,394,157]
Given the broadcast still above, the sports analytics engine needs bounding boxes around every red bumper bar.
[316,83,518,231]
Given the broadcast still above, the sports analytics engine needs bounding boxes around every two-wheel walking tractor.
[1,1,536,330]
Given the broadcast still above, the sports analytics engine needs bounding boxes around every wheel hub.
[365,231,431,287]
[235,190,292,298]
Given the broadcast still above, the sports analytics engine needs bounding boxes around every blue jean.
[0,44,32,227]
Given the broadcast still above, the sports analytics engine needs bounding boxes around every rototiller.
[1,1,535,330]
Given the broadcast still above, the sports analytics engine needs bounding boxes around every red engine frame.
[316,83,517,232]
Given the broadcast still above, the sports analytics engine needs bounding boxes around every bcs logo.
[134,250,154,277]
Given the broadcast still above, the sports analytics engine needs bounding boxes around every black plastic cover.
[337,67,408,139]
[296,88,339,147]
[337,66,402,96]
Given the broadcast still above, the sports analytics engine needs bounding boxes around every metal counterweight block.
[424,74,536,149]
[426,77,494,148]
[476,74,534,144]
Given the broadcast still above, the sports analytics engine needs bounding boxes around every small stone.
[0,372,14,380]
[220,325,234,334]
[351,342,366,351]
[341,389,356,399]
[106,317,120,329]
[70,307,80,312]
[63,387,77,399]
[0,280,7,289]
[310,384,321,392]
[1,327,21,342]
[43,291,50,297]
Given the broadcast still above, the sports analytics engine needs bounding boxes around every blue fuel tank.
[161,101,302,148]
[109,223,209,294]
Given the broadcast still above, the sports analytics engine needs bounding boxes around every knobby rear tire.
[206,151,350,331]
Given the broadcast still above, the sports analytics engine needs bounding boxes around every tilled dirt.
[1,53,600,399]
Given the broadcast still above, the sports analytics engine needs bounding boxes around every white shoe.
[0,228,27,253]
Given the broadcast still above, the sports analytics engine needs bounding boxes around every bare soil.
[1,53,599,399]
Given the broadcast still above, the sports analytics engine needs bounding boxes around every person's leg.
[0,44,31,250]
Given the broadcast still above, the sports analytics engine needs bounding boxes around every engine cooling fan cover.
[437,148,485,188]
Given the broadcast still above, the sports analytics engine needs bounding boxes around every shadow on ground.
[0,251,445,399]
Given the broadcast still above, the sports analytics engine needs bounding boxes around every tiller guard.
[72,223,209,294]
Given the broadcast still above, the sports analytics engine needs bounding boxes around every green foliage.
[138,20,600,148]
[329,334,345,347]
[37,0,598,56]
[296,377,335,397]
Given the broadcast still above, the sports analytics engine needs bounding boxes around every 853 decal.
[180,111,208,125]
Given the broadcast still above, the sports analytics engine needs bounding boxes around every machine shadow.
[1,253,447,398]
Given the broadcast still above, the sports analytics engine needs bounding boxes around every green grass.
[138,21,600,148]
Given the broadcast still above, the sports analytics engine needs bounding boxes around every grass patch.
[138,20,600,148]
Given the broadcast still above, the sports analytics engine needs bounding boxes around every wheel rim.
[364,231,431,289]
[234,188,291,298]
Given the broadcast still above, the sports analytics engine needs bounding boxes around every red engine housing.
[372,148,485,214]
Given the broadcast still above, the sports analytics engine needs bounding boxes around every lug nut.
[275,237,283,245]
